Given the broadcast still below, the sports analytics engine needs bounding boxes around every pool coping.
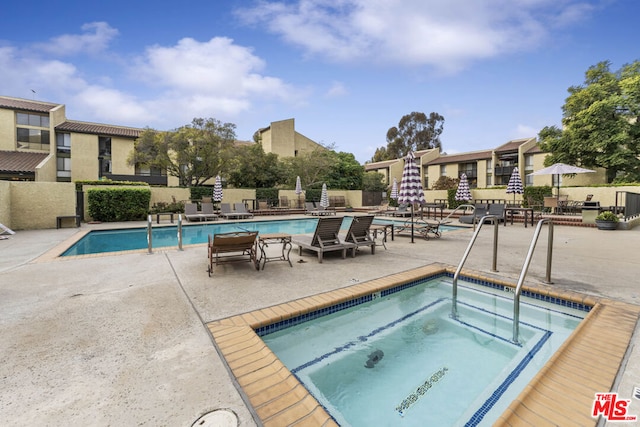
[206,263,640,427]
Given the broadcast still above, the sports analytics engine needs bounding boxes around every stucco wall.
[9,181,76,230]
[111,137,135,175]
[0,109,15,151]
[0,181,11,228]
[72,133,99,181]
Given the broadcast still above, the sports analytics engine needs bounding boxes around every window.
[57,157,71,181]
[17,128,50,150]
[440,165,446,176]
[98,136,112,177]
[17,112,49,128]
[56,133,71,152]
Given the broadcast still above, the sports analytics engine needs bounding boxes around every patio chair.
[184,203,204,221]
[305,202,335,216]
[207,231,259,277]
[395,218,444,240]
[488,203,506,225]
[234,203,254,218]
[459,203,488,225]
[343,215,376,255]
[200,202,218,221]
[390,204,412,217]
[292,216,356,263]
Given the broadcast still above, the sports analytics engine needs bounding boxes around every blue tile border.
[254,271,591,337]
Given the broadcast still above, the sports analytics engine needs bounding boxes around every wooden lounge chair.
[200,202,218,221]
[343,215,376,255]
[207,231,259,277]
[292,216,356,263]
[184,203,204,221]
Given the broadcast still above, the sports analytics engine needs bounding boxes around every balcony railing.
[495,166,516,176]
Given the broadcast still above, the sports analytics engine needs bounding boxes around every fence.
[616,191,640,220]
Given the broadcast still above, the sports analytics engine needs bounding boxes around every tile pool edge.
[206,264,640,427]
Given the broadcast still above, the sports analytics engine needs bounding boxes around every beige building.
[0,96,158,184]
[365,137,606,191]
[257,118,324,158]
[0,97,326,186]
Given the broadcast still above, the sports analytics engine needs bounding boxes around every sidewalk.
[0,219,639,426]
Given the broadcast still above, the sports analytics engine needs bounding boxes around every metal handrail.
[512,219,554,343]
[147,215,153,254]
[451,215,500,319]
[177,214,183,250]
[441,204,476,223]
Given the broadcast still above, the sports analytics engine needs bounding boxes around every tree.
[324,152,364,190]
[371,112,444,162]
[538,61,640,183]
[128,118,237,186]
[227,143,285,188]
[362,171,386,192]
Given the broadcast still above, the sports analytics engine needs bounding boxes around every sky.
[1,0,638,164]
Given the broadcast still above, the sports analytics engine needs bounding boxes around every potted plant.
[595,210,619,230]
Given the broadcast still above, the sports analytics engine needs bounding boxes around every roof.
[55,121,143,138]
[364,159,399,171]
[494,137,535,154]
[426,150,493,165]
[0,96,60,113]
[525,144,544,154]
[0,151,49,173]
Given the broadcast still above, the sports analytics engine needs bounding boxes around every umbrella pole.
[410,204,415,243]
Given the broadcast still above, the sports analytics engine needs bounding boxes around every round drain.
[192,409,238,427]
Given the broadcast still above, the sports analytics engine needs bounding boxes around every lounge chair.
[219,203,253,219]
[367,202,390,215]
[1,222,15,239]
[305,202,335,216]
[207,231,259,277]
[292,216,356,263]
[200,202,218,221]
[459,203,488,225]
[395,218,443,240]
[389,204,412,217]
[184,203,204,221]
[488,203,506,225]
[234,203,254,219]
[343,215,376,255]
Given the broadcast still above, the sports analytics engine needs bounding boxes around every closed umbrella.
[295,176,303,208]
[455,173,472,202]
[506,167,524,204]
[397,151,426,243]
[320,183,329,208]
[528,163,594,198]
[213,175,223,202]
[390,177,398,200]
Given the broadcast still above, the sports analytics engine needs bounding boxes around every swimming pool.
[61,217,464,256]
[259,275,585,426]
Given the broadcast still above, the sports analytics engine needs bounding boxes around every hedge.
[88,187,152,222]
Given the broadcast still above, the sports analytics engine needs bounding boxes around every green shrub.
[190,186,213,200]
[150,201,184,214]
[88,187,152,222]
[596,211,619,222]
[447,189,468,209]
[523,186,552,208]
[256,188,279,205]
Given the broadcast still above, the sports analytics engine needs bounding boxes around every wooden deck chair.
[343,215,376,255]
[292,216,355,263]
[207,231,259,276]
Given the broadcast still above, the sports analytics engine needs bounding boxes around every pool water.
[260,277,585,426]
[61,217,463,256]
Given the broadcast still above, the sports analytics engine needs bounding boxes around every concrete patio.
[0,216,639,426]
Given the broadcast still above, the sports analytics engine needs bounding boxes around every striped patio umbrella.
[390,177,398,200]
[319,183,329,208]
[506,167,524,203]
[213,175,223,202]
[295,176,303,208]
[455,173,472,202]
[397,151,426,243]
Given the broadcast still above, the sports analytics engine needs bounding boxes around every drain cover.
[192,409,238,427]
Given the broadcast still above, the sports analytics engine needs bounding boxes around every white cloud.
[38,22,119,56]
[325,81,347,98]
[236,0,596,72]
[0,25,308,129]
